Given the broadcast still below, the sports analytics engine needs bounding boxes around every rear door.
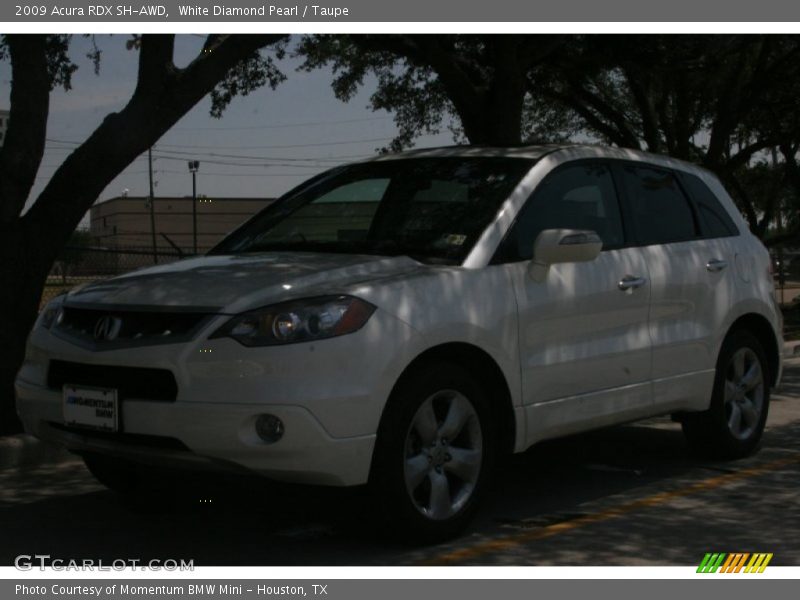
[614,163,738,412]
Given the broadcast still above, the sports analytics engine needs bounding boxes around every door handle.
[706,259,728,272]
[618,275,647,291]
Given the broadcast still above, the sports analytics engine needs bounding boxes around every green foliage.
[206,35,290,119]
[297,34,800,244]
[210,48,288,119]
[1,34,78,90]
[298,35,453,152]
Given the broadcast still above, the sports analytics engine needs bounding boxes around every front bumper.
[16,379,375,486]
[15,310,421,487]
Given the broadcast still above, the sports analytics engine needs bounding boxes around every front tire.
[682,330,770,459]
[370,362,495,542]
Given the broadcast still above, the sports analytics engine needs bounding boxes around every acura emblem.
[93,316,122,341]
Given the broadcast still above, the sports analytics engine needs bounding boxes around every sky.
[0,35,455,225]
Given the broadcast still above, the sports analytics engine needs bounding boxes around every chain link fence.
[40,246,210,308]
[772,247,800,340]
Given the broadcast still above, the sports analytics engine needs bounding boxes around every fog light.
[255,414,284,444]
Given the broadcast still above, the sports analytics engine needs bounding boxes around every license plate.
[63,385,119,432]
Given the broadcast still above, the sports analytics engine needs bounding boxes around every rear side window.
[620,165,698,245]
[679,173,739,238]
[501,162,625,261]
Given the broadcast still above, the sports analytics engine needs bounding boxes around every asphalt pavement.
[1,357,799,567]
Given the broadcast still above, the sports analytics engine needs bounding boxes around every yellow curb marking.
[421,454,800,565]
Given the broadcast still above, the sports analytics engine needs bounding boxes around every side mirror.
[528,229,603,281]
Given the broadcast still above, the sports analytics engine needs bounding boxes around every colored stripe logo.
[697,553,773,573]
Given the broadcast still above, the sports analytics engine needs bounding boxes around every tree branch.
[724,172,760,233]
[561,77,641,149]
[623,70,663,153]
[725,137,783,171]
[541,84,636,148]
[22,34,286,262]
[706,37,766,166]
[0,36,50,223]
[134,34,176,94]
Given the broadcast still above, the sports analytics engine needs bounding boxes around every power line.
[147,148,359,162]
[152,137,391,150]
[147,155,340,168]
[172,116,392,131]
[133,169,314,177]
[122,168,317,176]
[37,155,346,172]
[40,148,366,167]
[44,138,371,163]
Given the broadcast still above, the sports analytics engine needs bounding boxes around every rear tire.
[370,362,496,543]
[682,330,770,459]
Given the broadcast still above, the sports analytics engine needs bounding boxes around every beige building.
[90,196,274,252]
[0,109,9,147]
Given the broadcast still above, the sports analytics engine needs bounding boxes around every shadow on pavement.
[0,371,798,566]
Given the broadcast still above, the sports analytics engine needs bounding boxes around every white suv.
[16,145,782,539]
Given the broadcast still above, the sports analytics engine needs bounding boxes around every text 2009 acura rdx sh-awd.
[16,145,782,539]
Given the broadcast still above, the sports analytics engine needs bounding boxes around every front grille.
[54,306,214,349]
[48,422,189,451]
[47,360,178,402]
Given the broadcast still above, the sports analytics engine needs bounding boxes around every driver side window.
[502,162,625,261]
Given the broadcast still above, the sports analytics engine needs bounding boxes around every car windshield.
[210,157,534,264]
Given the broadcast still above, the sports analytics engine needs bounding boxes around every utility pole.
[188,160,200,255]
[148,148,158,264]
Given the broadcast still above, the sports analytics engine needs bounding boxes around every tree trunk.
[456,73,526,146]
[0,225,48,434]
[0,34,287,434]
[460,100,524,146]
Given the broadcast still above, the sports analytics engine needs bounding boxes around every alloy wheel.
[403,390,483,520]
[724,347,765,441]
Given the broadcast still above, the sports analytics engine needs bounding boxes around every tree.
[527,35,800,242]
[298,35,566,150]
[0,34,288,433]
[300,35,800,244]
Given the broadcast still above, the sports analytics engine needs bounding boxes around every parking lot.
[1,356,799,567]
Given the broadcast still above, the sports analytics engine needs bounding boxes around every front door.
[497,161,653,445]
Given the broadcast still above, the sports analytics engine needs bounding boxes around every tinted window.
[679,173,738,238]
[621,166,698,245]
[503,163,624,261]
[262,178,389,244]
[212,157,533,265]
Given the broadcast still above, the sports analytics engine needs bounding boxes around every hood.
[65,252,423,313]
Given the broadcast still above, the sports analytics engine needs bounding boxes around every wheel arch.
[379,342,517,455]
[726,313,781,387]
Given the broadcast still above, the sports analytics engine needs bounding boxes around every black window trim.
[609,159,704,248]
[673,169,740,240]
[490,158,631,265]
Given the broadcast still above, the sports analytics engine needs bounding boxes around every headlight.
[211,295,376,347]
[38,297,65,330]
